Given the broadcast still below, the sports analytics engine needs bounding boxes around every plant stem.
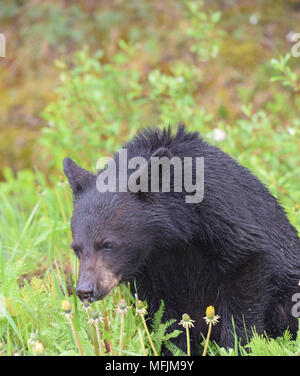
[95,320,105,356]
[202,322,212,356]
[67,314,84,356]
[101,300,114,355]
[117,285,122,300]
[119,311,125,356]
[112,289,116,306]
[186,327,191,356]
[88,317,99,356]
[139,312,158,356]
[137,325,147,356]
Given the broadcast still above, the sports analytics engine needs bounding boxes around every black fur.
[64,124,300,355]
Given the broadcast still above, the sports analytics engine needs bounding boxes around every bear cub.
[64,124,300,355]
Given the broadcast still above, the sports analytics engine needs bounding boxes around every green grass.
[0,117,299,355]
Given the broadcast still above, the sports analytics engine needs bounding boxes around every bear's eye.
[95,240,114,251]
[103,241,114,250]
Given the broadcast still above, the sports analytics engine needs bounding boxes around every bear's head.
[63,157,160,302]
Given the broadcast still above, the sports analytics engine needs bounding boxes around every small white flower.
[213,128,226,142]
[286,30,296,43]
[287,127,296,136]
[249,13,259,25]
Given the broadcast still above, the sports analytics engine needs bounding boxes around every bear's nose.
[76,282,94,302]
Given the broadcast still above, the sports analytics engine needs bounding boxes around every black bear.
[63,124,300,355]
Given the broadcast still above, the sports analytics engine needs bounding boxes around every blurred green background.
[0,0,299,179]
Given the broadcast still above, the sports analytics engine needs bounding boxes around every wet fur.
[64,124,300,355]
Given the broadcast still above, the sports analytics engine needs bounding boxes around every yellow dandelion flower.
[61,300,72,313]
[32,342,44,355]
[203,305,220,325]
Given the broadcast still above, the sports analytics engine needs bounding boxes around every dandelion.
[28,332,38,347]
[135,300,147,316]
[202,305,220,356]
[115,299,131,315]
[32,342,44,355]
[61,300,84,356]
[179,313,195,356]
[92,311,105,356]
[28,332,45,356]
[82,301,99,356]
[100,299,114,355]
[83,301,99,356]
[116,299,131,356]
[203,305,220,325]
[136,299,158,356]
[61,299,72,314]
[179,313,195,329]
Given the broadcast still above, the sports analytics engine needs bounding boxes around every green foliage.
[150,301,182,355]
[245,329,300,356]
[164,339,188,357]
[40,0,223,171]
[270,54,300,90]
[151,300,165,333]
[185,0,224,61]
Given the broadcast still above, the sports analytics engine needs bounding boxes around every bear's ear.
[63,157,95,197]
[151,147,172,159]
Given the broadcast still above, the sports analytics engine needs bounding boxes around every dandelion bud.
[135,300,147,315]
[205,306,215,320]
[116,299,131,314]
[118,299,128,310]
[182,313,191,322]
[204,305,220,325]
[61,300,72,313]
[32,342,44,355]
[179,313,195,329]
